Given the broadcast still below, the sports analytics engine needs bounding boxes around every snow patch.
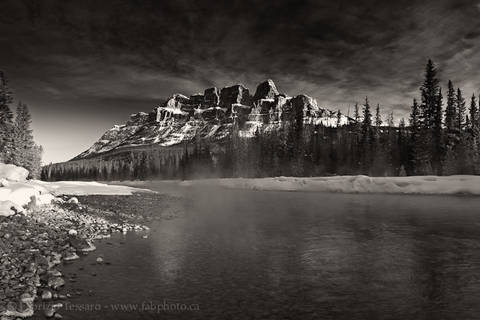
[178,175,480,195]
[33,180,153,196]
[0,163,29,181]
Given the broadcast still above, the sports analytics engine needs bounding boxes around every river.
[52,184,480,319]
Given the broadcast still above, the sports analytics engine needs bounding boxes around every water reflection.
[58,187,480,319]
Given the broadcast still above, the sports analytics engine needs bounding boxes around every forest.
[0,71,42,178]
[42,59,480,181]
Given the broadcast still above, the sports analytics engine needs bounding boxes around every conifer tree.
[418,59,440,174]
[456,88,466,131]
[12,102,37,173]
[432,88,443,174]
[445,80,457,133]
[336,109,342,127]
[353,103,360,123]
[0,71,14,162]
[375,104,382,127]
[360,97,373,172]
[408,98,420,174]
[420,59,440,129]
[469,94,477,131]
[362,97,372,135]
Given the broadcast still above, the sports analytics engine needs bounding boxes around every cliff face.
[42,79,351,181]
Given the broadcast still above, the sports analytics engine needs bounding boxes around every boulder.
[41,290,53,301]
[67,197,79,204]
[219,85,251,111]
[47,277,65,290]
[0,163,29,182]
[253,79,279,101]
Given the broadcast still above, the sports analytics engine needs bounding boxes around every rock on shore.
[0,198,149,319]
[0,163,152,319]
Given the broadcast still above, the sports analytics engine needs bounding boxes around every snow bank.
[0,163,29,181]
[179,175,480,195]
[0,163,152,216]
[32,180,153,196]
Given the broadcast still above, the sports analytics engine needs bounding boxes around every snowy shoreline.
[176,175,480,196]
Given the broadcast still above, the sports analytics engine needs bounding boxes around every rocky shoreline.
[0,195,151,320]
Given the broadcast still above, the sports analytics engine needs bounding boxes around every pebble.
[0,196,149,319]
[41,290,52,301]
[48,277,65,290]
[67,197,79,204]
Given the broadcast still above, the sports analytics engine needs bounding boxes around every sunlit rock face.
[219,85,252,112]
[70,79,350,161]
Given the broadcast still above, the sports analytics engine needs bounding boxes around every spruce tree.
[0,71,14,162]
[362,97,372,135]
[336,110,342,127]
[469,94,477,131]
[456,88,466,131]
[432,88,443,174]
[418,59,440,174]
[360,97,373,172]
[12,102,36,172]
[353,103,360,123]
[420,59,440,129]
[445,80,456,133]
[375,104,382,127]
[408,98,420,174]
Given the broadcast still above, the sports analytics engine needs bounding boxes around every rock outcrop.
[253,79,279,101]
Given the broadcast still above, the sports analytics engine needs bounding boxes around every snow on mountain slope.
[74,79,352,160]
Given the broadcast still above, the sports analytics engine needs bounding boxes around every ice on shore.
[179,175,480,195]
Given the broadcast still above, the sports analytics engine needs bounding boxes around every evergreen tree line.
[0,71,42,178]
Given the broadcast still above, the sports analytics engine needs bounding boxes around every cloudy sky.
[1,0,480,163]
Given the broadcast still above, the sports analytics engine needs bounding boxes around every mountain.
[42,80,351,181]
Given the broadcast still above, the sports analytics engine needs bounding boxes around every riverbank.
[170,175,480,195]
[0,193,169,319]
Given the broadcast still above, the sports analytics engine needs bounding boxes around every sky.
[1,0,480,163]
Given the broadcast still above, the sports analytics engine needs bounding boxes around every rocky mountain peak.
[253,79,279,101]
[73,79,351,160]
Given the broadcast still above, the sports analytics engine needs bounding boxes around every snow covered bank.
[33,180,153,196]
[0,163,152,216]
[0,163,29,181]
[179,175,480,195]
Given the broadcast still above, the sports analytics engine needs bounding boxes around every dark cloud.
[1,0,480,162]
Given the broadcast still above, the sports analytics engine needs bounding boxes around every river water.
[54,185,480,319]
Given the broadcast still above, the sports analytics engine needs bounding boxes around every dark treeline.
[0,71,42,178]
[43,59,480,181]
